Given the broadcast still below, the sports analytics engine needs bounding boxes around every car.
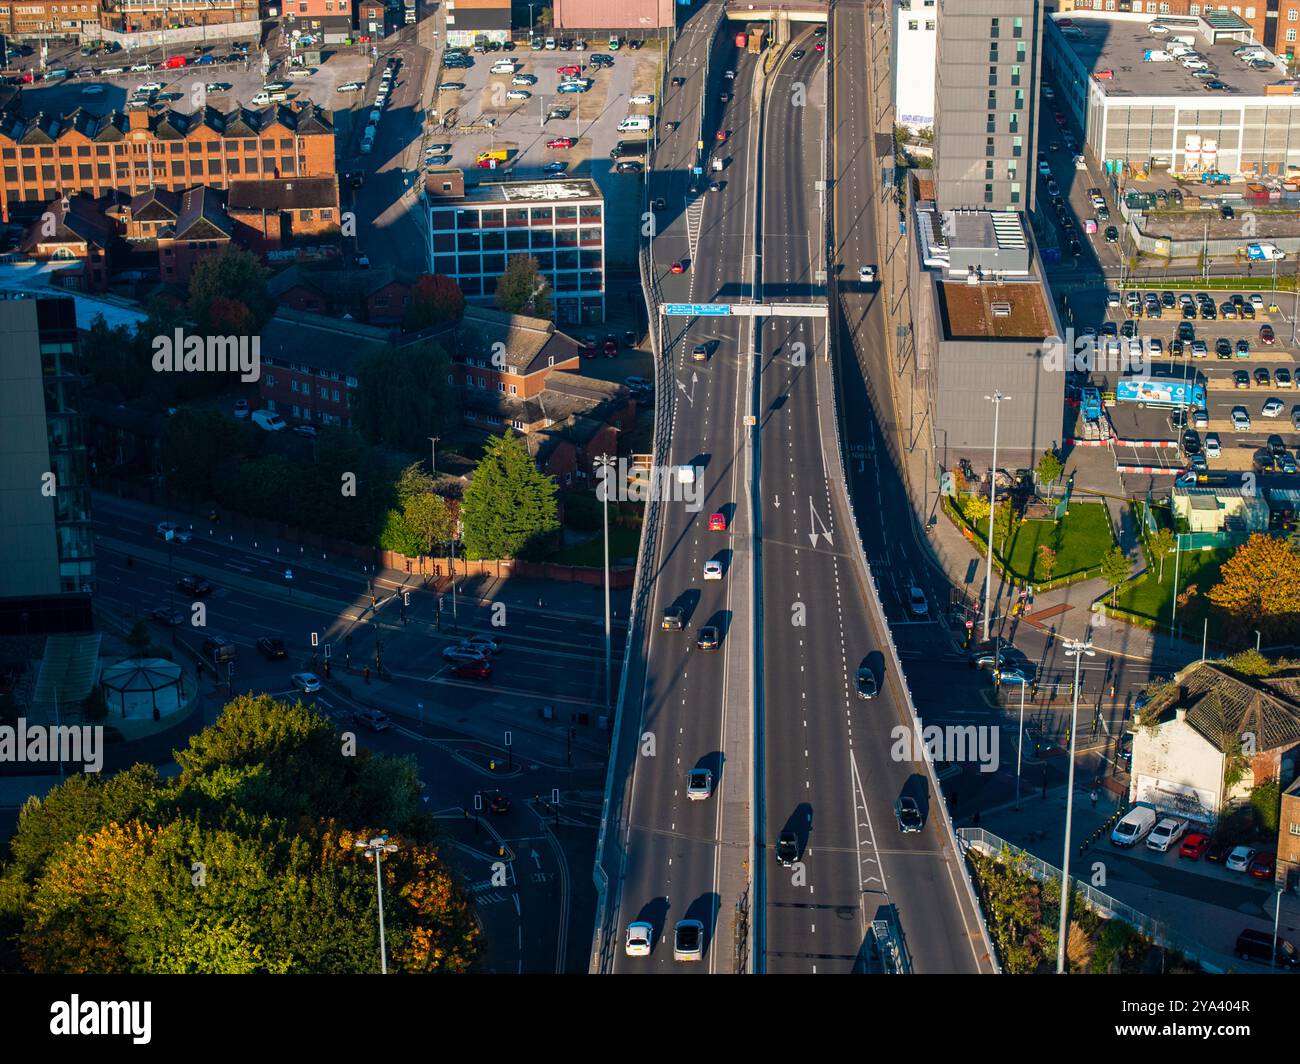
[1257,452,1279,475]
[556,64,581,76]
[1182,429,1201,456]
[968,645,1012,671]
[443,644,488,664]
[651,197,666,211]
[671,75,685,86]
[691,342,708,362]
[1161,291,1176,308]
[1226,845,1257,872]
[1206,79,1230,90]
[624,921,654,957]
[1264,397,1285,418]
[670,260,685,274]
[1104,225,1118,243]
[855,666,878,700]
[177,575,213,597]
[543,161,567,173]
[1182,302,1198,320]
[452,659,492,681]
[1176,321,1195,342]
[791,48,806,59]
[483,789,511,815]
[512,74,536,86]
[256,637,287,660]
[1234,370,1251,389]
[686,767,713,799]
[1285,453,1299,475]
[1221,301,1239,320]
[546,136,575,149]
[1106,291,1121,307]
[150,606,185,626]
[696,626,720,651]
[630,92,655,105]
[291,672,321,694]
[859,264,876,282]
[907,586,927,617]
[292,424,318,438]
[1178,832,1211,859]
[1145,817,1188,852]
[1205,841,1234,864]
[1260,324,1276,346]
[1102,321,1118,337]
[464,635,500,655]
[1233,407,1252,431]
[703,560,723,581]
[775,830,799,866]
[673,919,704,961]
[814,41,825,52]
[1269,433,1287,457]
[1248,851,1276,880]
[1201,302,1216,320]
[205,81,233,92]
[1188,452,1207,473]
[1204,434,1221,458]
[505,89,531,100]
[995,667,1034,686]
[1148,338,1164,356]
[337,81,364,92]
[1237,339,1251,357]
[716,129,729,142]
[352,708,390,732]
[895,797,924,833]
[1190,340,1208,359]
[708,180,722,193]
[1214,338,1232,359]
[614,160,643,173]
[1257,366,1273,387]
[1068,240,1082,258]
[1293,407,1300,432]
[155,521,193,543]
[136,81,163,92]
[1221,203,1235,220]
[440,81,465,91]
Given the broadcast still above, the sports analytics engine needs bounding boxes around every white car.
[1232,407,1252,432]
[1263,397,1285,418]
[1204,433,1221,458]
[630,93,655,104]
[1226,845,1257,872]
[464,635,500,654]
[624,921,654,956]
[505,89,531,100]
[291,672,321,694]
[136,81,163,92]
[337,81,364,92]
[723,69,735,79]
[1145,817,1187,852]
[703,560,723,581]
[686,768,713,800]
[908,586,928,617]
[1250,293,1265,310]
[443,645,488,664]
[130,63,153,72]
[511,74,536,86]
[859,264,876,282]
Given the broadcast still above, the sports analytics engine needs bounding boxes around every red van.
[164,55,188,69]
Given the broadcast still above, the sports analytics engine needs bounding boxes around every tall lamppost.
[982,391,1011,643]
[428,435,439,476]
[595,453,615,712]
[356,835,398,974]
[1057,637,1095,974]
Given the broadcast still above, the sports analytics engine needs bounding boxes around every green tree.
[1036,449,1064,497]
[461,431,559,560]
[1037,544,1057,584]
[1100,546,1131,605]
[1252,778,1282,834]
[402,274,466,332]
[993,499,1016,554]
[962,493,990,524]
[351,341,457,451]
[494,254,552,318]
[403,491,455,556]
[187,248,271,332]
[1149,526,1177,583]
[161,406,253,500]
[126,620,152,658]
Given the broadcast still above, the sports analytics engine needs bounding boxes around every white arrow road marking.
[808,497,834,548]
[676,371,699,406]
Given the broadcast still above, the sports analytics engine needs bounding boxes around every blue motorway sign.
[663,303,731,316]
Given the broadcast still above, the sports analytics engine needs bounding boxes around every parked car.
[1146,817,1188,852]
[1248,851,1276,879]
[1178,832,1211,859]
[1225,845,1257,872]
[1234,927,1300,968]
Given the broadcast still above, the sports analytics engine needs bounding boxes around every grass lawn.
[969,501,1114,583]
[1111,545,1233,642]
[550,525,643,567]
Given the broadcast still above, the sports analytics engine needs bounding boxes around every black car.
[1161,291,1176,308]
[257,636,287,660]
[855,666,878,699]
[1270,433,1288,457]
[1205,841,1234,864]
[1104,225,1119,243]
[151,606,185,626]
[1215,338,1232,358]
[1068,239,1082,257]
[791,48,805,59]
[1169,339,1184,358]
[1221,203,1235,219]
[1201,303,1217,320]
[671,75,685,86]
[1182,302,1197,319]
[177,575,213,597]
[1182,429,1202,456]
[895,797,924,833]
[775,830,799,866]
[1177,322,1195,342]
[697,625,720,651]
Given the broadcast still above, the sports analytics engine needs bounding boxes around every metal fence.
[960,827,1237,973]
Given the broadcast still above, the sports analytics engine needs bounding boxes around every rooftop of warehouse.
[937,280,1054,341]
[1050,13,1293,100]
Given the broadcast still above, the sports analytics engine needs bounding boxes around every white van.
[1168,43,1191,57]
[491,60,516,74]
[1110,805,1158,847]
[677,464,696,485]
[618,115,652,133]
[252,410,287,432]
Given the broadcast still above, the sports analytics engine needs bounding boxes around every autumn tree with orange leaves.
[1207,532,1300,642]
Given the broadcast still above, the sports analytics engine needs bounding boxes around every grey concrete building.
[934,0,1044,212]
[0,296,94,634]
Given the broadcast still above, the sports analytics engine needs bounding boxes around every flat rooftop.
[1054,15,1287,100]
[457,178,604,204]
[937,281,1054,341]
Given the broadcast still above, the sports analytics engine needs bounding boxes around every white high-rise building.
[893,0,938,130]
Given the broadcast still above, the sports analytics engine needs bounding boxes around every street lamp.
[982,391,1011,643]
[595,453,615,712]
[428,435,439,476]
[1057,637,1095,974]
[355,835,398,974]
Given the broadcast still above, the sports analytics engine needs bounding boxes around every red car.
[670,260,685,274]
[708,512,726,531]
[557,64,581,76]
[1054,112,1067,126]
[1261,324,1276,345]
[716,129,729,142]
[1178,832,1210,859]
[547,137,575,149]
[814,41,825,52]
[453,660,491,681]
[1248,851,1276,880]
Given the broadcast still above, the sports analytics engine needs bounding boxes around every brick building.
[1,0,100,37]
[17,193,114,291]
[226,175,340,250]
[444,0,511,47]
[257,307,385,428]
[0,102,335,223]
[280,0,355,41]
[157,185,233,283]
[357,0,386,35]
[1063,1,1300,60]
[98,0,261,33]
[267,262,415,325]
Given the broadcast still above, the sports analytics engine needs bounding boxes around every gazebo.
[100,658,185,721]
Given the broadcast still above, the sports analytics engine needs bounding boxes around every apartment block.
[934,0,1043,211]
[894,0,938,130]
